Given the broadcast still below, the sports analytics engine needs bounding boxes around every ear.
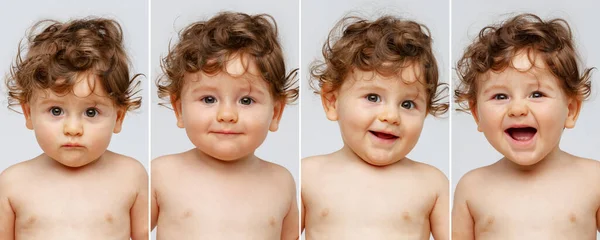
[170,95,185,128]
[469,101,482,132]
[269,100,285,132]
[564,97,582,129]
[113,108,126,133]
[321,90,339,121]
[21,103,33,130]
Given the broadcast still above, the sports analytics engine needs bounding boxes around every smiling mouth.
[369,131,399,140]
[505,127,537,141]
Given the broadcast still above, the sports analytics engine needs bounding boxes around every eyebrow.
[191,82,269,96]
[356,82,426,101]
[38,97,112,107]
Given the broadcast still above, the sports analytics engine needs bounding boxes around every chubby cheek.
[32,118,61,151]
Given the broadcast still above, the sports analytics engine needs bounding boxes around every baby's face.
[23,75,124,167]
[325,67,428,166]
[473,52,579,166]
[174,55,283,161]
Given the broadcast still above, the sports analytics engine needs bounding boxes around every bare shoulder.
[0,156,44,182]
[455,165,494,198]
[101,151,147,186]
[571,155,600,179]
[410,160,448,185]
[0,157,43,195]
[104,151,146,171]
[301,153,334,176]
[151,150,191,176]
[261,160,296,189]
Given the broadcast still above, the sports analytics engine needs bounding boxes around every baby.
[0,18,148,239]
[302,16,449,239]
[452,14,600,239]
[151,12,299,239]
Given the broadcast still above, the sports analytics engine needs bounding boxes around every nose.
[507,100,529,117]
[217,102,238,123]
[377,105,400,125]
[63,116,83,136]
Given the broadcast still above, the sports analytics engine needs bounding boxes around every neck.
[503,144,568,173]
[192,148,261,172]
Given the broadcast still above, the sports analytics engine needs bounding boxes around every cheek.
[181,102,212,128]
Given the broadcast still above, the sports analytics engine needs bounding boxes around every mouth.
[369,130,399,140]
[62,143,84,148]
[504,126,537,142]
[211,131,242,135]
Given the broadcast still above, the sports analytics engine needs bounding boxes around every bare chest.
[156,173,291,238]
[470,181,599,240]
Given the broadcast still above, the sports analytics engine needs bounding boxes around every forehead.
[342,64,426,92]
[480,52,561,90]
[31,74,112,103]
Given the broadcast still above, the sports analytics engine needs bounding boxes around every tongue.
[511,130,535,141]
[373,132,397,139]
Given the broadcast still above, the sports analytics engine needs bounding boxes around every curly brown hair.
[310,15,448,116]
[157,12,298,105]
[5,17,142,112]
[455,13,594,111]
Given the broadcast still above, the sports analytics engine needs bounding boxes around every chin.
[505,153,543,166]
[362,152,401,166]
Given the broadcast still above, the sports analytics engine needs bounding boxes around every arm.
[0,172,15,240]
[300,196,305,233]
[130,166,149,240]
[452,177,475,240]
[596,206,599,232]
[281,176,299,240]
[151,187,159,230]
[430,175,449,240]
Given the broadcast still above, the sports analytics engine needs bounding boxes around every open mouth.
[369,131,399,140]
[505,127,537,142]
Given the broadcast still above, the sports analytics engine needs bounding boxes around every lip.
[368,130,399,144]
[210,130,243,135]
[61,143,84,148]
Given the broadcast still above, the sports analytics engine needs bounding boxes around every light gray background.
[0,0,149,171]
[452,1,600,238]
[301,0,449,239]
[150,0,299,238]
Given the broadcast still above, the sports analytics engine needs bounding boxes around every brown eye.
[530,91,544,98]
[401,100,415,109]
[85,108,98,117]
[493,94,508,100]
[202,96,216,104]
[240,97,254,105]
[366,94,381,102]
[50,107,63,116]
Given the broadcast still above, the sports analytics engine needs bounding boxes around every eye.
[530,91,544,98]
[240,97,254,105]
[202,96,216,104]
[401,100,416,109]
[85,108,98,117]
[493,94,508,100]
[50,107,63,116]
[365,94,381,103]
